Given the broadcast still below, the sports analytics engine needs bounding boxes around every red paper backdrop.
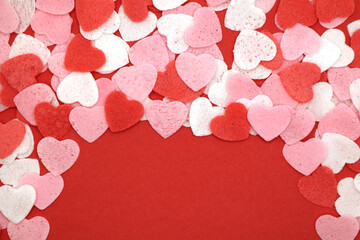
[1,0,360,239]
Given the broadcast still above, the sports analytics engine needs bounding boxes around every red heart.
[1,54,43,92]
[0,74,16,107]
[316,0,355,23]
[349,30,360,68]
[105,91,144,132]
[34,102,73,140]
[210,103,250,141]
[276,0,317,29]
[75,0,114,32]
[122,0,152,22]
[0,120,26,159]
[279,62,321,103]
[260,30,284,70]
[64,34,106,72]
[153,61,205,104]
[298,166,338,208]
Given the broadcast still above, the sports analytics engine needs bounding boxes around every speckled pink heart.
[7,216,50,240]
[0,0,19,34]
[315,215,359,240]
[226,73,262,105]
[328,67,360,101]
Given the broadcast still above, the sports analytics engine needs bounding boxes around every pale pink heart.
[316,215,359,240]
[176,52,217,92]
[31,10,72,45]
[247,105,291,141]
[283,138,327,176]
[280,23,322,61]
[328,67,360,101]
[112,64,157,102]
[280,108,315,145]
[152,31,175,61]
[184,7,222,48]
[163,2,201,16]
[48,52,71,79]
[7,216,50,240]
[0,0,19,34]
[206,0,228,6]
[186,44,224,60]
[36,0,74,15]
[20,173,64,210]
[93,78,116,107]
[255,0,276,13]
[69,106,109,143]
[318,104,360,141]
[226,73,262,105]
[146,100,188,139]
[14,83,57,125]
[37,137,80,176]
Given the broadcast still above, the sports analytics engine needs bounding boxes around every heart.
[56,72,99,107]
[48,52,72,79]
[184,7,222,48]
[37,137,80,175]
[36,0,74,15]
[276,0,317,29]
[260,30,284,70]
[255,0,276,13]
[0,74,17,107]
[163,2,201,15]
[280,24,322,61]
[336,177,360,217]
[280,108,315,145]
[0,158,39,188]
[153,0,188,10]
[112,64,157,102]
[247,105,291,141]
[75,0,114,32]
[283,138,327,176]
[210,102,251,141]
[175,53,217,91]
[350,30,360,68]
[279,62,321,103]
[153,61,205,103]
[224,0,265,31]
[8,0,35,33]
[64,34,106,72]
[34,102,72,140]
[328,67,360,102]
[350,79,360,111]
[298,166,338,208]
[105,91,144,132]
[234,29,276,70]
[122,0,152,22]
[306,82,336,121]
[14,83,58,125]
[69,106,108,143]
[189,97,225,137]
[316,0,355,23]
[20,173,64,210]
[225,73,262,105]
[0,185,36,224]
[206,0,228,6]
[1,54,43,92]
[94,78,116,107]
[315,215,359,240]
[146,100,188,139]
[7,216,50,240]
[0,120,26,159]
[0,0,19,34]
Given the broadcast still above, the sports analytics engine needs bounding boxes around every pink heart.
[112,64,157,102]
[280,108,315,145]
[247,105,291,141]
[226,73,262,105]
[36,0,74,15]
[14,83,57,126]
[69,106,109,143]
[37,137,80,176]
[318,104,360,141]
[328,67,360,101]
[184,7,222,48]
[283,138,327,175]
[175,53,217,92]
[20,173,64,210]
[48,52,71,79]
[93,78,116,107]
[7,216,50,240]
[280,23,322,61]
[31,10,73,45]
[0,0,19,34]
[315,215,359,240]
[206,0,228,6]
[146,100,188,139]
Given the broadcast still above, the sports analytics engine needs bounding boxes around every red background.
[1,0,360,239]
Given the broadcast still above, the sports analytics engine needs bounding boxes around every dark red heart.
[276,0,317,29]
[1,54,43,92]
[34,102,73,140]
[122,0,152,22]
[316,0,355,23]
[210,102,250,141]
[298,166,338,207]
[105,91,144,132]
[0,119,26,158]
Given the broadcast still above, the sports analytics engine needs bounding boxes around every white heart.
[153,0,188,10]
[306,82,336,121]
[347,20,360,37]
[0,158,39,187]
[335,177,360,217]
[350,79,360,111]
[80,11,120,40]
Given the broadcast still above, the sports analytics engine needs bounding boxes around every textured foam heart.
[350,30,360,68]
[276,0,316,29]
[225,73,262,105]
[328,67,360,101]
[48,52,71,79]
[36,0,74,15]
[112,64,157,102]
[0,0,19,34]
[260,30,284,70]
[306,82,336,121]
[20,173,64,210]
[0,158,39,188]
[350,79,360,111]
[37,137,80,175]
[316,0,355,23]
[94,78,116,107]
[122,0,152,22]
[69,106,109,143]
[315,215,359,240]
[8,216,50,240]
[336,177,360,217]
[0,119,26,159]
[283,138,327,176]
[8,0,35,33]
[146,100,188,139]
